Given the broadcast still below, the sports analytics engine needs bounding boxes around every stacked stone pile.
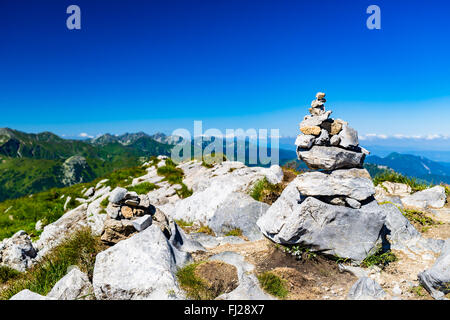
[296,92,369,170]
[257,92,386,262]
[101,187,170,244]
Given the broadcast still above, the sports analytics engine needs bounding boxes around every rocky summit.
[1,92,449,301]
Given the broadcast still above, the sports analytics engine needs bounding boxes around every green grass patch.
[361,246,397,269]
[372,171,430,192]
[0,266,21,284]
[0,228,102,300]
[127,182,159,194]
[175,219,194,228]
[176,262,213,300]
[197,225,215,236]
[249,178,284,204]
[402,209,440,232]
[156,160,193,199]
[225,228,243,237]
[100,197,109,208]
[257,271,289,299]
[410,285,426,297]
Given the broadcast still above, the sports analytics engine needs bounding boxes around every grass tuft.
[225,228,243,237]
[176,262,212,300]
[257,271,289,299]
[0,266,21,284]
[361,246,397,269]
[249,178,284,204]
[372,171,430,192]
[197,225,215,236]
[127,182,159,194]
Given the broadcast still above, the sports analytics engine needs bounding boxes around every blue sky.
[0,0,449,140]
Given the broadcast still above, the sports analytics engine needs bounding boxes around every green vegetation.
[175,219,194,233]
[410,285,426,297]
[0,266,21,284]
[176,262,212,300]
[257,271,289,299]
[283,245,318,261]
[361,246,397,269]
[0,229,102,300]
[402,209,440,232]
[104,166,148,189]
[225,228,243,237]
[372,171,430,192]
[249,178,284,204]
[127,182,159,194]
[100,197,109,208]
[0,165,153,241]
[156,158,193,199]
[197,225,215,236]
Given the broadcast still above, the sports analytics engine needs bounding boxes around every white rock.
[392,285,402,296]
[401,186,447,210]
[93,225,185,300]
[83,187,95,198]
[295,134,315,149]
[347,277,386,300]
[10,289,54,300]
[338,124,359,148]
[47,267,94,300]
[381,181,412,196]
[132,215,153,232]
[0,230,37,272]
[108,187,128,204]
[257,180,386,262]
[295,169,375,201]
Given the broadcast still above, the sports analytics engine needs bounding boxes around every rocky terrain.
[1,93,449,301]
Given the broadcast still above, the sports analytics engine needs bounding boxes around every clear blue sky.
[0,0,449,139]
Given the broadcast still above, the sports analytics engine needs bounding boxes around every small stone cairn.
[101,187,170,244]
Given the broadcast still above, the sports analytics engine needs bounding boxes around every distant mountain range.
[366,152,450,184]
[2,127,450,202]
[0,128,174,201]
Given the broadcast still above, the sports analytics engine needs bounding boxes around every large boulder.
[34,204,89,260]
[257,180,386,262]
[295,169,374,201]
[0,230,37,272]
[47,266,94,300]
[347,277,386,300]
[418,239,450,299]
[207,193,270,241]
[92,225,185,300]
[381,203,444,255]
[297,146,365,170]
[171,174,272,240]
[401,186,447,210]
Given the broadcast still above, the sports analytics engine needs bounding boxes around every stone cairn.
[257,92,387,262]
[101,187,170,245]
